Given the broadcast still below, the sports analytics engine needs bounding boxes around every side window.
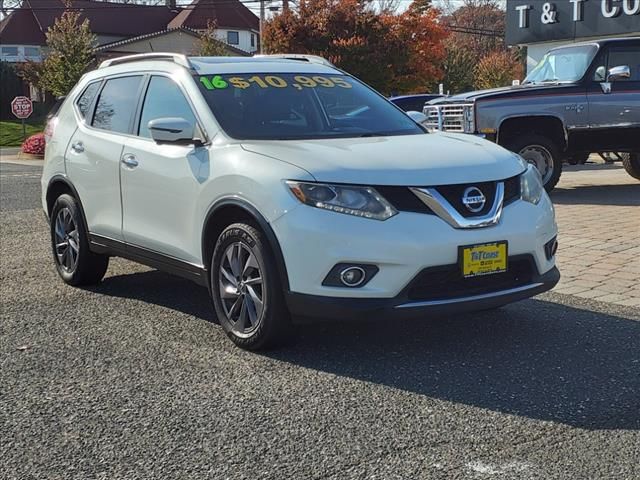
[608,47,640,81]
[138,76,198,139]
[92,76,143,133]
[76,82,101,120]
[227,31,239,45]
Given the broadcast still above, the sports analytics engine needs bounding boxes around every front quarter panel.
[194,144,315,263]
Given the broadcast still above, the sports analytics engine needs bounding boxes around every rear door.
[587,41,640,151]
[66,75,144,240]
[119,74,205,265]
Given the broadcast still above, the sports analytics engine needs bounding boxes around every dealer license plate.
[460,241,508,278]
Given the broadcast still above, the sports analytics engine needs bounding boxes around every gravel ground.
[1,162,639,479]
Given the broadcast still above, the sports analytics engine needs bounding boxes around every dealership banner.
[506,0,640,44]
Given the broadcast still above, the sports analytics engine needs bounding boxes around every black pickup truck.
[424,37,640,191]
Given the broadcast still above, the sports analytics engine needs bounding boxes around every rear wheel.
[211,222,290,350]
[504,134,563,192]
[622,152,640,180]
[50,194,109,286]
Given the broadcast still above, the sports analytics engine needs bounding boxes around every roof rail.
[253,54,335,68]
[99,53,193,70]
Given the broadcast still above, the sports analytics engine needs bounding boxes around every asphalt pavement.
[1,162,639,479]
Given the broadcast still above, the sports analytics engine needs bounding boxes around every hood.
[241,133,526,186]
[428,82,577,104]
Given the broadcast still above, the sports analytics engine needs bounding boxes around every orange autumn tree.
[382,1,447,93]
[263,0,447,94]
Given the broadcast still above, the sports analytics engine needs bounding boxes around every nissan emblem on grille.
[462,187,486,213]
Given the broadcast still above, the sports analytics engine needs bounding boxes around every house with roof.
[0,0,259,64]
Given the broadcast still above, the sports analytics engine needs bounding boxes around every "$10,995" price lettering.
[199,75,353,91]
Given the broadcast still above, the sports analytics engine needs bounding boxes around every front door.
[587,41,640,152]
[120,75,206,265]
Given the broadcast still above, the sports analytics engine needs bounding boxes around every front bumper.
[286,265,559,320]
[272,193,558,299]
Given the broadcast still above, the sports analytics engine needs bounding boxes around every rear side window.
[138,76,197,138]
[76,82,100,119]
[92,76,143,133]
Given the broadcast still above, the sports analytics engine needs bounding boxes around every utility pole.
[259,0,265,53]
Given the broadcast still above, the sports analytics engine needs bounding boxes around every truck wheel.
[505,134,563,192]
[567,152,589,165]
[622,152,640,180]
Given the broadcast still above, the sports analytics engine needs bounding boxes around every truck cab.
[424,37,640,190]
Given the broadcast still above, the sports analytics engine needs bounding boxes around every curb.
[0,154,44,166]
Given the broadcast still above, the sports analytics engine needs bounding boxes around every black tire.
[210,222,290,350]
[622,152,640,180]
[504,134,563,192]
[566,152,589,165]
[50,194,109,286]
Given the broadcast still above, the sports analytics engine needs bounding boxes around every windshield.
[524,45,598,84]
[197,73,424,140]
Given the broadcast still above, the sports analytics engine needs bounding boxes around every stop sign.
[11,96,33,119]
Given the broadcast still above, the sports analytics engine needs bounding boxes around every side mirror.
[607,65,631,82]
[406,110,428,125]
[601,65,631,94]
[148,117,198,145]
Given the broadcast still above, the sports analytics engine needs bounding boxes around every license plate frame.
[459,241,508,278]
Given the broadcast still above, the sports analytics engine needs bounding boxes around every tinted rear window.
[92,76,143,134]
[76,83,100,119]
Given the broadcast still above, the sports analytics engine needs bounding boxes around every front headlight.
[520,164,544,205]
[463,105,475,133]
[286,181,398,221]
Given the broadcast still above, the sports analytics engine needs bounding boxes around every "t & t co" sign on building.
[506,0,640,45]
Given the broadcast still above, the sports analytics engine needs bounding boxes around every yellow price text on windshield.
[200,75,353,90]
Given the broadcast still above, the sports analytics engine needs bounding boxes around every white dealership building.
[505,0,640,72]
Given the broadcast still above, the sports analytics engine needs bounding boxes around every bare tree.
[373,0,401,13]
[436,0,504,15]
[441,0,506,59]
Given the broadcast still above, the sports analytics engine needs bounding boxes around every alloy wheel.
[519,145,554,185]
[54,207,80,273]
[218,242,264,336]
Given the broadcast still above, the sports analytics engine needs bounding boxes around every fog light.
[322,263,379,288]
[340,267,366,287]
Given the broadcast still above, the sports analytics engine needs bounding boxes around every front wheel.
[504,134,563,192]
[210,222,290,350]
[622,152,640,180]
[50,194,109,286]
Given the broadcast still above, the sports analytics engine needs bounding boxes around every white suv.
[42,53,559,349]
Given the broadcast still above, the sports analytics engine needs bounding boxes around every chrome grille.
[423,103,470,132]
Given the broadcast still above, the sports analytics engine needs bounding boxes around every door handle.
[121,154,139,168]
[70,141,84,153]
